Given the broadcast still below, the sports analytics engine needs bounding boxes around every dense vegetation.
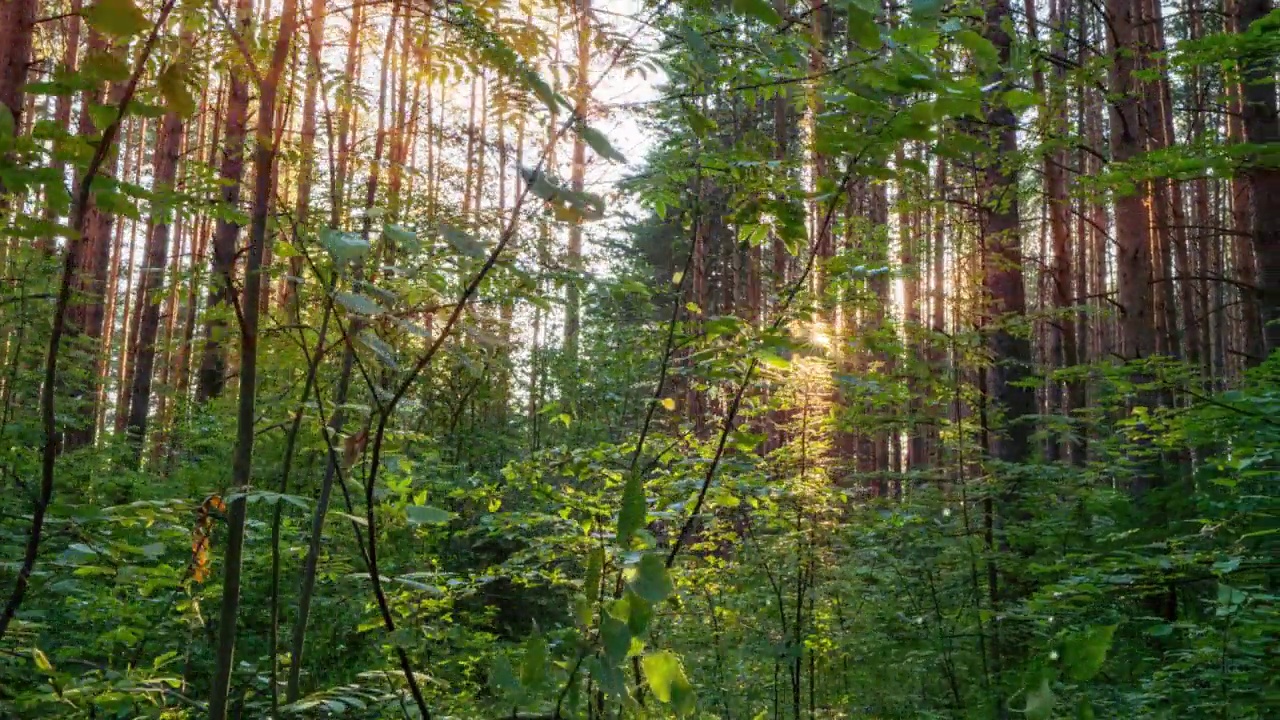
[0,0,1277,717]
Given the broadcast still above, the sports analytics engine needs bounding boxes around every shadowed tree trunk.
[1238,0,1280,359]
[197,0,254,403]
[208,0,299,714]
[127,69,191,455]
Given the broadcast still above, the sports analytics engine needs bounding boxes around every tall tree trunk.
[126,91,190,455]
[981,0,1034,463]
[39,3,82,255]
[286,3,394,700]
[1106,0,1156,360]
[208,0,298,714]
[284,0,326,318]
[65,30,120,448]
[1238,0,1280,359]
[197,0,254,403]
[564,0,592,362]
[0,0,35,153]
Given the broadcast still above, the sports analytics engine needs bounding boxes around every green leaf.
[955,29,999,69]
[584,546,603,600]
[440,224,486,258]
[592,655,627,698]
[1024,677,1054,720]
[521,630,548,687]
[580,125,627,163]
[732,0,782,26]
[641,651,696,714]
[624,590,653,636]
[1062,624,1116,682]
[320,228,370,267]
[333,291,384,317]
[82,48,131,83]
[358,331,398,369]
[489,654,520,694]
[88,103,119,133]
[759,350,791,370]
[32,648,53,673]
[847,8,881,48]
[685,104,717,138]
[909,0,944,19]
[601,617,631,664]
[405,505,453,525]
[0,106,14,141]
[84,0,150,38]
[1002,88,1039,112]
[523,69,559,111]
[384,223,416,248]
[616,472,645,548]
[629,554,672,603]
[1077,698,1096,720]
[157,62,196,118]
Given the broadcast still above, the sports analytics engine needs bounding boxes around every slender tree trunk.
[127,95,190,455]
[284,0,326,318]
[197,0,254,403]
[563,0,590,361]
[208,0,298,715]
[65,30,121,448]
[286,4,395,699]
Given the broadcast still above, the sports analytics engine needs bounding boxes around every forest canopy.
[0,0,1278,717]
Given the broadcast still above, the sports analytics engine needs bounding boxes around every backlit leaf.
[580,125,627,163]
[629,554,672,603]
[732,0,782,26]
[1063,624,1117,682]
[84,0,150,38]
[521,629,547,686]
[642,651,696,714]
[157,62,196,118]
[616,472,645,548]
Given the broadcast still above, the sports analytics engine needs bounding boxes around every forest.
[0,0,1277,716]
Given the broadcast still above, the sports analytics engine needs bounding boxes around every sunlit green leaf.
[84,0,150,38]
[405,505,453,525]
[1063,624,1116,681]
[628,554,672,603]
[732,0,782,26]
[642,651,695,714]
[521,629,547,687]
[616,472,645,548]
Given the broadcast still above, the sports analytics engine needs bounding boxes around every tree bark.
[1106,0,1156,360]
[1238,0,1280,360]
[197,0,254,403]
[208,0,298,714]
[126,89,190,454]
